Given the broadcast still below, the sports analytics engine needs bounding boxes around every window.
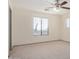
[33,17,48,36]
[66,18,70,28]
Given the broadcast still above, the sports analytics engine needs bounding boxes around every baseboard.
[12,39,70,48]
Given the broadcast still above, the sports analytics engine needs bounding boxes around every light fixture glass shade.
[48,7,61,12]
[53,7,60,12]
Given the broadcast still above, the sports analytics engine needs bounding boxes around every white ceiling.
[10,0,70,14]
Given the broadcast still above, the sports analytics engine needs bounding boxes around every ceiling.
[9,0,70,14]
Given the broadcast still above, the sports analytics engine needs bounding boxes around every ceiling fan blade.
[60,1,67,6]
[56,0,58,3]
[56,0,59,7]
[45,7,53,11]
[45,8,49,11]
[61,7,70,9]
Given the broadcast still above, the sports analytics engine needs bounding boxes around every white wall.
[60,14,70,41]
[12,7,61,46]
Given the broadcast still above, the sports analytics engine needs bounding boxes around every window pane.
[42,18,48,35]
[33,17,41,35]
[66,18,70,28]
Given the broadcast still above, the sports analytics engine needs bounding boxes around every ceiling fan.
[45,0,70,11]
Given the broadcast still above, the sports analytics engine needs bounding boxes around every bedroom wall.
[12,7,61,46]
[60,13,70,41]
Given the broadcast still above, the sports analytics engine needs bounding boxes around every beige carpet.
[9,40,70,59]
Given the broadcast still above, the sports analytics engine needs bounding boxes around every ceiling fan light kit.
[53,7,60,12]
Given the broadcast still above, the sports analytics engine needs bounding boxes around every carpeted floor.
[9,40,70,59]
